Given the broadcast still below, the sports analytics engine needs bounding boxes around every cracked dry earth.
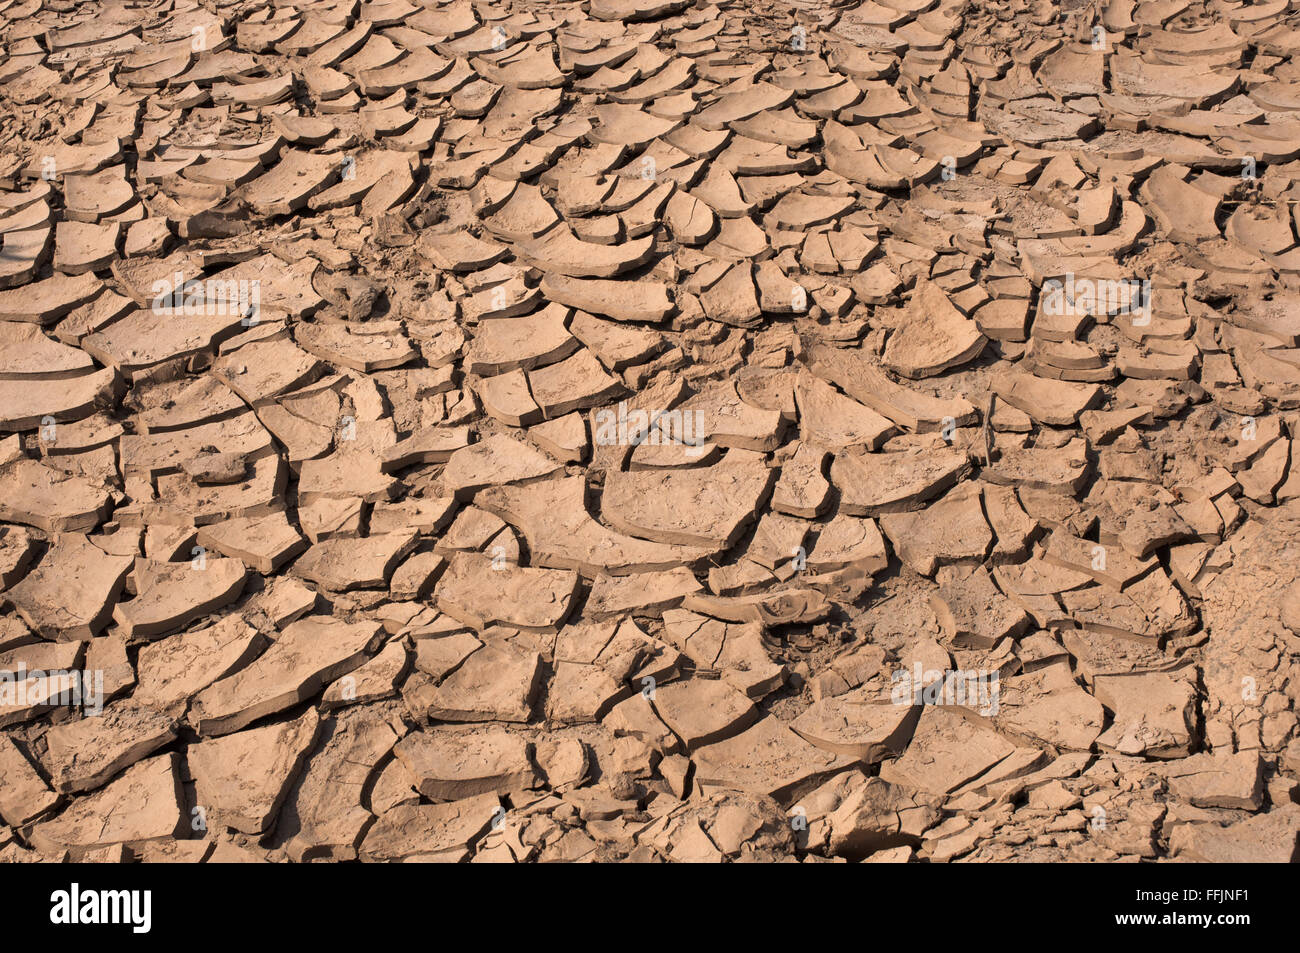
[0,0,1299,867]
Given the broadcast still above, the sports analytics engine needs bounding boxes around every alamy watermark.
[50,883,151,933]
[0,666,104,715]
[1041,274,1151,326]
[593,401,709,457]
[891,662,1000,716]
[150,272,261,325]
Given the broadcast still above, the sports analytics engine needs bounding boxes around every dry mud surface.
[0,0,1297,864]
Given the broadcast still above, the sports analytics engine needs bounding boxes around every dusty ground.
[0,0,1297,863]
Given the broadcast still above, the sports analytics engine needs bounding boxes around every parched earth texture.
[0,0,1297,863]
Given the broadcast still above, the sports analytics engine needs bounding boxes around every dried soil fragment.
[114,557,248,639]
[435,551,578,631]
[0,734,58,825]
[28,754,185,858]
[693,717,855,804]
[423,640,543,724]
[395,728,537,799]
[134,616,266,717]
[293,532,417,591]
[42,704,177,794]
[792,695,920,762]
[188,709,321,834]
[0,460,111,533]
[360,792,500,861]
[603,457,775,548]
[833,447,971,516]
[5,535,132,641]
[879,707,1017,795]
[191,618,383,736]
[1094,670,1198,758]
[278,716,400,862]
[882,280,987,379]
